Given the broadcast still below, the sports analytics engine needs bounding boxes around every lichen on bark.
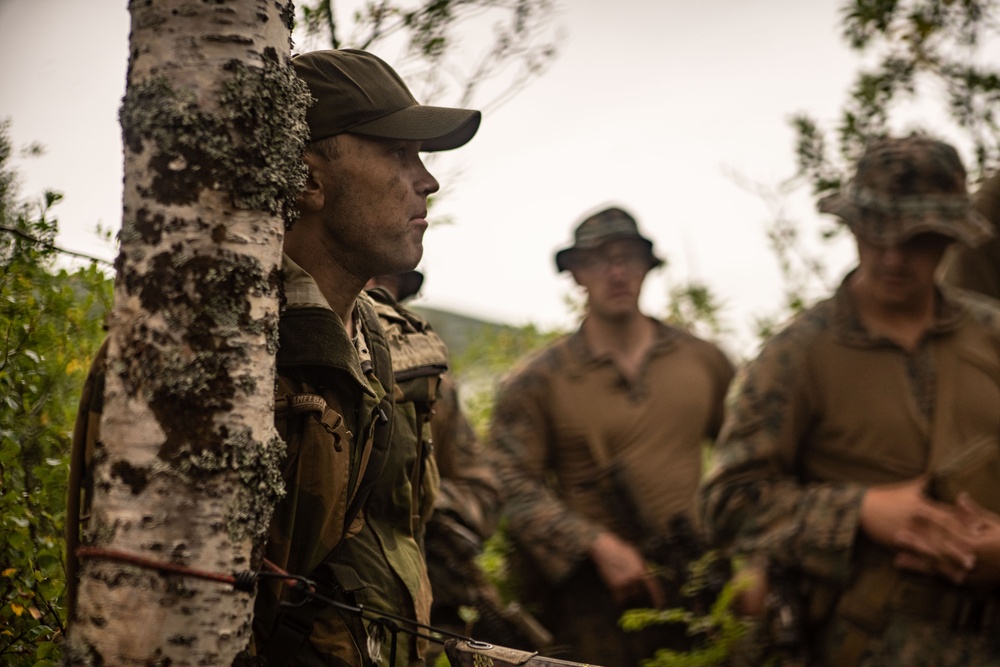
[114,249,279,462]
[156,425,285,542]
[119,47,309,226]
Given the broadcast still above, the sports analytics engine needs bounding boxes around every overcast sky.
[3,0,966,356]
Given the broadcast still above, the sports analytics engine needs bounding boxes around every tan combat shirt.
[491,319,733,583]
[700,276,1000,584]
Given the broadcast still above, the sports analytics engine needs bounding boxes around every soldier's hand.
[589,531,666,609]
[732,560,769,617]
[861,478,976,584]
[951,493,1000,585]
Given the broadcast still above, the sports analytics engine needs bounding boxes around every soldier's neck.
[850,280,937,353]
[582,312,655,380]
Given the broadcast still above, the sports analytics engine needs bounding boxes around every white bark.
[67,1,303,664]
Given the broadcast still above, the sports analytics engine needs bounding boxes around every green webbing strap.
[346,296,396,528]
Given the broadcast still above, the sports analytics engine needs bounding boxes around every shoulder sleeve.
[489,343,604,583]
[698,321,864,582]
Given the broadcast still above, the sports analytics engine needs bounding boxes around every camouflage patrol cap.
[554,206,665,272]
[818,135,993,247]
[292,49,481,152]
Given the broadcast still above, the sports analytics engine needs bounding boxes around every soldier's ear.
[297,153,326,212]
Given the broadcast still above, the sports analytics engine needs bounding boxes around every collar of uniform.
[278,254,376,397]
[282,253,334,310]
[563,317,681,376]
[831,270,968,348]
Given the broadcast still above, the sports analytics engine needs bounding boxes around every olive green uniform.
[699,277,1000,666]
[260,263,447,667]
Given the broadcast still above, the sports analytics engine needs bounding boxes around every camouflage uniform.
[699,136,1000,666]
[490,320,733,667]
[943,172,1000,299]
[367,286,507,656]
[66,256,398,667]
[429,372,501,542]
[252,256,397,667]
[253,48,479,667]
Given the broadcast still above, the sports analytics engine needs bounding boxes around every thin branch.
[0,224,112,266]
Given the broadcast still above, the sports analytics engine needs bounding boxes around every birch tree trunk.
[65,1,309,663]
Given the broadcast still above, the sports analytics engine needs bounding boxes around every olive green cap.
[555,206,664,272]
[818,135,992,247]
[292,49,481,152]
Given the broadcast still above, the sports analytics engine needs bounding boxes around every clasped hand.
[861,479,1000,585]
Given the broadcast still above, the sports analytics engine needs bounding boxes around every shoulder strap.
[345,295,395,528]
[262,299,396,663]
[65,339,109,619]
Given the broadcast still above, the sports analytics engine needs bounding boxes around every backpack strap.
[344,294,396,530]
[261,297,396,664]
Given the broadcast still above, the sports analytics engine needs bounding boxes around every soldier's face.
[316,134,440,279]
[570,239,651,320]
[853,232,951,309]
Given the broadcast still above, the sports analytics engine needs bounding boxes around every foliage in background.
[744,0,1000,343]
[0,120,112,665]
[795,0,1000,195]
[448,321,563,436]
[665,281,731,345]
[296,0,561,113]
[620,573,752,667]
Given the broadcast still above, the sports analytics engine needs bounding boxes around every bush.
[0,120,112,665]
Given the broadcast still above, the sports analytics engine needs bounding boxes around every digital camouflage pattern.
[429,372,501,542]
[492,320,733,582]
[818,135,992,248]
[943,172,1000,299]
[423,373,550,656]
[490,319,733,667]
[698,278,1000,665]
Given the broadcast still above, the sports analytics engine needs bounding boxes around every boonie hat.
[292,49,481,152]
[818,135,992,247]
[555,206,664,272]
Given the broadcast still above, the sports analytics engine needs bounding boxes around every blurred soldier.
[699,135,1000,666]
[942,171,1000,299]
[366,272,551,657]
[489,206,734,667]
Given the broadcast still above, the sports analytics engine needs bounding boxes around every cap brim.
[350,105,481,152]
